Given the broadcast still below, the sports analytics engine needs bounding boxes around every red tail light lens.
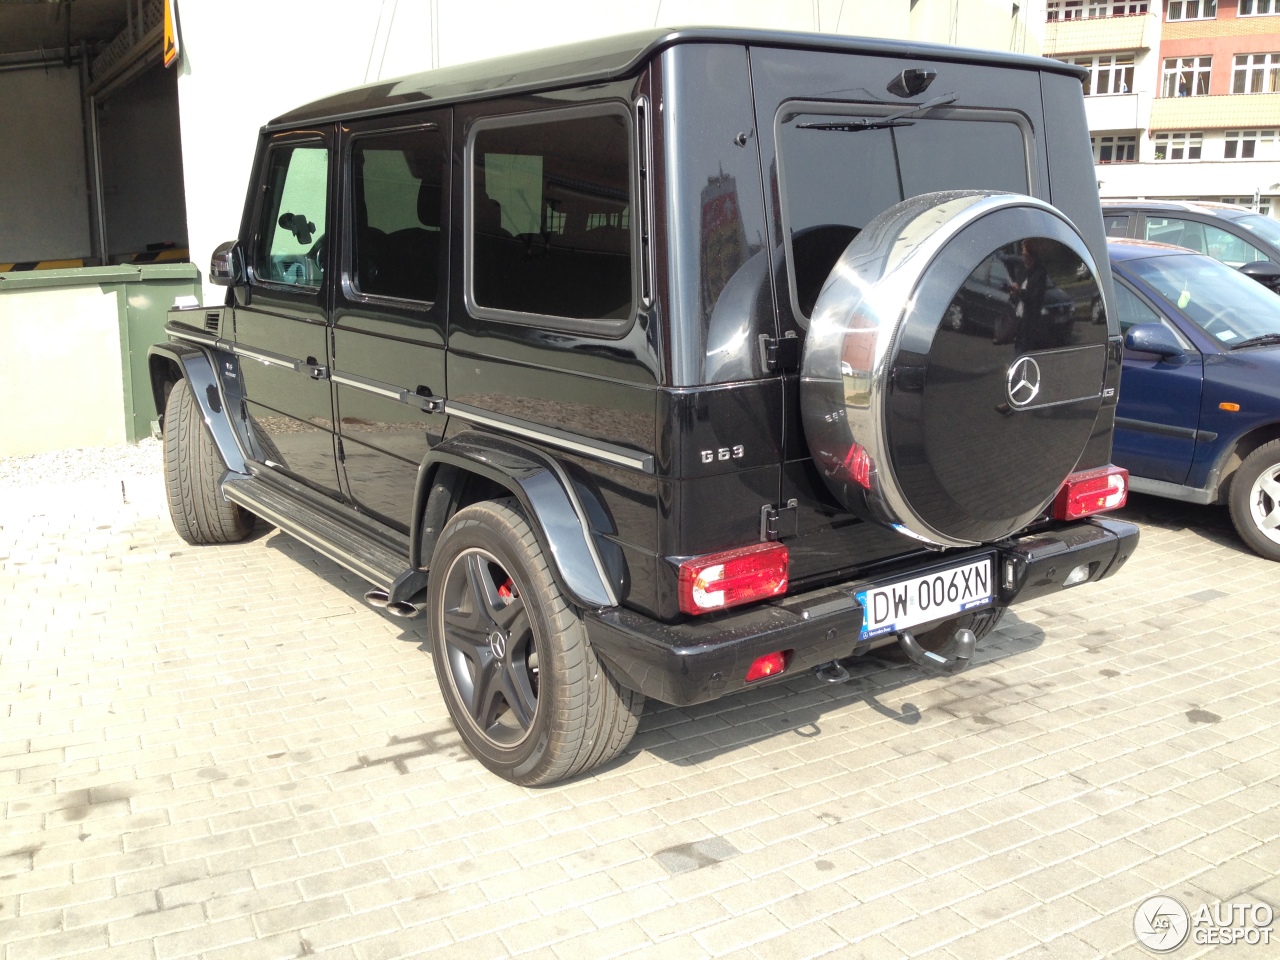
[1053,465,1128,520]
[745,650,791,682]
[678,543,789,615]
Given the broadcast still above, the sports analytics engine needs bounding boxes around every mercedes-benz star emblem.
[488,630,507,660]
[1006,355,1042,408]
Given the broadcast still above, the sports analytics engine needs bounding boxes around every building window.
[1048,0,1147,16]
[1233,54,1280,94]
[1224,129,1275,158]
[1153,131,1203,159]
[1064,54,1136,94]
[1162,57,1212,97]
[1166,0,1216,19]
[1238,0,1279,15]
[1221,196,1273,215]
[1092,134,1138,162]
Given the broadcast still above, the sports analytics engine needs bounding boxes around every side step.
[222,475,426,601]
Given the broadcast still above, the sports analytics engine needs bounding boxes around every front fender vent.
[204,312,220,333]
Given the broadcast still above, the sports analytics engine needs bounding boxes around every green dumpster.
[0,263,201,455]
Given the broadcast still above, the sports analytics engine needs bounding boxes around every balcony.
[1150,93,1280,131]
[1043,13,1156,56]
[1085,93,1145,130]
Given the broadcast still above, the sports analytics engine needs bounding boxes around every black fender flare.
[147,341,249,476]
[411,432,624,611]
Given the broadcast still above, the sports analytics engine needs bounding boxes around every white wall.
[175,0,1045,303]
[0,65,91,263]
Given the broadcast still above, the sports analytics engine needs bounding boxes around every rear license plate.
[856,558,993,640]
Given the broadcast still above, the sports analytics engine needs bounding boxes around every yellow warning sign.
[163,0,181,68]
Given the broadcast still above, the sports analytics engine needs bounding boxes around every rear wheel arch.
[411,437,621,612]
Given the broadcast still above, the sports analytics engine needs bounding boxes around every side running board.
[222,475,427,602]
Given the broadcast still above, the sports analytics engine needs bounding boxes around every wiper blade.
[1230,332,1280,349]
[796,93,958,133]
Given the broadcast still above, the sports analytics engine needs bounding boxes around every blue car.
[1109,238,1280,561]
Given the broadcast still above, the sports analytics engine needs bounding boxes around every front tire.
[427,500,643,785]
[1228,440,1280,561]
[162,377,254,545]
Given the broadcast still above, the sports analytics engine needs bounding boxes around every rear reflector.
[1053,465,1128,521]
[678,543,789,615]
[745,650,791,682]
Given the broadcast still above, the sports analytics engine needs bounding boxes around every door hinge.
[758,332,800,373]
[335,437,346,463]
[760,499,799,541]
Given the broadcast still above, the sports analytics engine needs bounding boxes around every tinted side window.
[1202,222,1267,267]
[1145,216,1206,254]
[256,144,329,289]
[1114,278,1161,332]
[470,109,633,322]
[778,107,1029,318]
[351,128,446,302]
[1104,215,1129,237]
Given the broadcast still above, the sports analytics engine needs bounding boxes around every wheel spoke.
[471,656,503,727]
[442,607,489,649]
[502,662,537,730]
[464,554,502,628]
[1259,506,1280,531]
[1259,474,1280,504]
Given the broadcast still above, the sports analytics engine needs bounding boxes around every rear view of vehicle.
[599,37,1138,702]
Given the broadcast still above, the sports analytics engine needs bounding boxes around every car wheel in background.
[1228,440,1280,561]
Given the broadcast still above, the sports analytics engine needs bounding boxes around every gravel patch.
[0,438,163,490]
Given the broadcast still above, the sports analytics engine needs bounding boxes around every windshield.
[1123,251,1280,344]
[1235,213,1280,251]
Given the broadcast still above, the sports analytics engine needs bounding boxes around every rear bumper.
[585,517,1138,706]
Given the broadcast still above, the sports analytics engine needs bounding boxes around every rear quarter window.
[776,102,1031,322]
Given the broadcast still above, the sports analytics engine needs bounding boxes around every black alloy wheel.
[427,500,644,785]
[438,547,540,747]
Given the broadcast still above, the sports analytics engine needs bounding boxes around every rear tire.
[1228,440,1280,562]
[427,500,643,785]
[162,378,254,545]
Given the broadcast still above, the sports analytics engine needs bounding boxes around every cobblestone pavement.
[1,475,1277,960]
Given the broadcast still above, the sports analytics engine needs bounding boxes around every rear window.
[776,103,1031,320]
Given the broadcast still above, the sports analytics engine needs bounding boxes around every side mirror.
[1236,260,1280,294]
[1125,322,1186,363]
[210,241,245,287]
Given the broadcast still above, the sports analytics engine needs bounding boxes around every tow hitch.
[897,628,976,674]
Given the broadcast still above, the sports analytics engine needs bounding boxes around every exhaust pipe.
[364,589,391,608]
[385,601,419,619]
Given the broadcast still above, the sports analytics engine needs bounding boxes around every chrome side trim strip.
[231,343,300,372]
[330,371,404,401]
[445,402,655,474]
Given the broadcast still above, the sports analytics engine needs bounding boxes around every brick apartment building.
[1047,0,1280,215]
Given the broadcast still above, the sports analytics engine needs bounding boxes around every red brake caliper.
[497,577,517,602]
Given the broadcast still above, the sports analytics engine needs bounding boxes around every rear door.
[332,112,451,531]
[235,129,342,499]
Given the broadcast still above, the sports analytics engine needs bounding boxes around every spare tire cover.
[801,190,1109,548]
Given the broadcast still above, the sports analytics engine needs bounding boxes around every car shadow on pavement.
[259,529,1049,776]
[632,614,1047,769]
[1114,492,1249,557]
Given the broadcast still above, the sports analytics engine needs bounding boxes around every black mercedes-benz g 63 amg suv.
[150,28,1139,784]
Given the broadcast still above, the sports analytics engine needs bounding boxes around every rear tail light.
[745,650,791,682]
[1053,465,1128,521]
[677,543,789,615]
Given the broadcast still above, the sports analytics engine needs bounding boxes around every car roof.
[1102,198,1252,221]
[1106,236,1198,263]
[268,26,1085,130]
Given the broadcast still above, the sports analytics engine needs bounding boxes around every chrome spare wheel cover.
[801,190,1110,548]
